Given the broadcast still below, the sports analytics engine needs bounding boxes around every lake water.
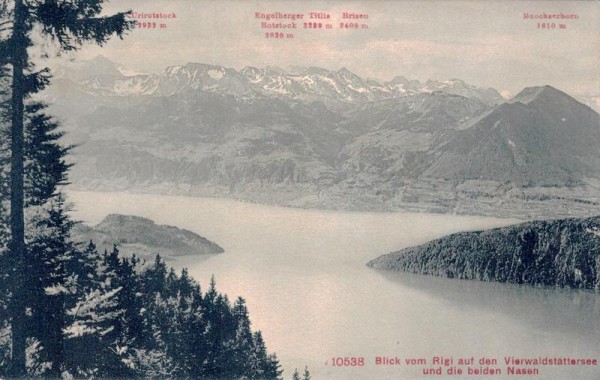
[66,191,600,379]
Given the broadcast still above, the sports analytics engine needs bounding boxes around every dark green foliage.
[26,194,74,377]
[117,255,282,379]
[33,0,133,49]
[22,103,71,206]
[0,102,71,205]
[291,365,311,380]
[1,235,283,378]
[0,100,76,376]
[1,2,282,377]
[302,366,311,380]
[2,0,134,374]
[368,216,600,289]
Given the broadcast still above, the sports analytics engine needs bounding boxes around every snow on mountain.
[47,57,600,217]
[54,56,505,105]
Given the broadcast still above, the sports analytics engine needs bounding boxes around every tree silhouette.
[1,0,133,374]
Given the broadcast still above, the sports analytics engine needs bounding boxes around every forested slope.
[368,216,600,289]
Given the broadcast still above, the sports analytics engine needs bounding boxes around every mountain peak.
[337,67,353,75]
[54,55,122,84]
[508,85,571,105]
[302,66,331,76]
[388,75,414,85]
[84,55,121,74]
[90,55,115,65]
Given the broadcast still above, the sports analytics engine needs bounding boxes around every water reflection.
[376,270,600,343]
[66,191,600,379]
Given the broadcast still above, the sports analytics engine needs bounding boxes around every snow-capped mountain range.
[52,56,505,106]
[46,57,600,218]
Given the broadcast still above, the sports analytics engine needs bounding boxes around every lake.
[66,191,600,379]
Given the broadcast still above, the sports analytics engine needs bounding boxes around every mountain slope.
[337,92,490,179]
[44,58,600,217]
[72,214,224,259]
[423,86,600,186]
[367,216,600,289]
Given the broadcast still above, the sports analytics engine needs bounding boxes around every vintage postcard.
[1,0,598,379]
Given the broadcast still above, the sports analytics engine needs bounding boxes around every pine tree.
[1,1,133,374]
[26,194,75,376]
[302,365,311,380]
[0,100,74,374]
[116,256,145,346]
[71,240,102,291]
[22,104,71,206]
[179,291,207,378]
[266,352,283,380]
[144,254,167,295]
[61,242,140,378]
[178,267,194,298]
[227,297,254,376]
[250,330,282,379]
[63,283,125,376]
[1,2,285,376]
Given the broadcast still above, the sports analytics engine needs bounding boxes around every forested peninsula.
[368,216,600,289]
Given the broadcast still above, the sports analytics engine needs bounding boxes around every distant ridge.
[423,85,600,186]
[45,57,600,217]
[52,56,505,105]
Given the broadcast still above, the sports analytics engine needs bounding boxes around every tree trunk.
[9,0,27,376]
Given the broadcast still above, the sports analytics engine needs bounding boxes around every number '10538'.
[331,357,365,366]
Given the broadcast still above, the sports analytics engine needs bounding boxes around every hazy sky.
[56,0,599,96]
